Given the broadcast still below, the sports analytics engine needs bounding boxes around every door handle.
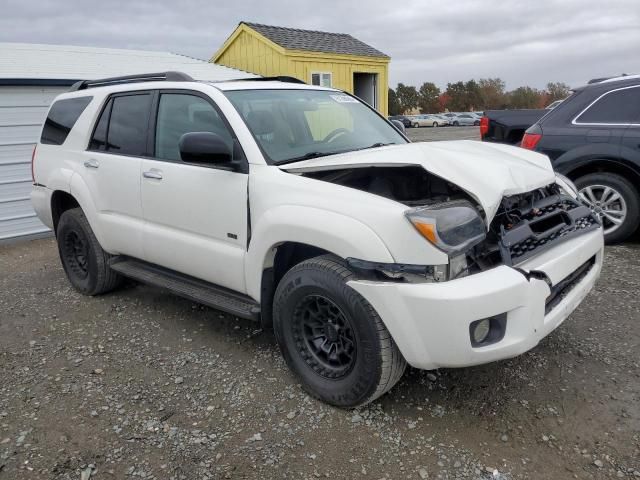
[143,169,163,180]
[84,159,99,169]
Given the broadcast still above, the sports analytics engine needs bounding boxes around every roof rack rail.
[587,77,613,84]
[587,73,630,84]
[69,71,194,91]
[232,76,306,84]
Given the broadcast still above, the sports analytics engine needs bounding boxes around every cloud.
[1,0,638,90]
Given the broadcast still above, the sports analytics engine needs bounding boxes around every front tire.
[575,172,640,244]
[453,121,459,126]
[56,208,122,295]
[413,123,420,128]
[273,255,406,408]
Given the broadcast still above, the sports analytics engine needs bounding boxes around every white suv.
[31,72,604,407]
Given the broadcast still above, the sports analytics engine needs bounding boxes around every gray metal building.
[0,43,254,242]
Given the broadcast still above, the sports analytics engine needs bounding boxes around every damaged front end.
[293,163,599,282]
[470,184,600,272]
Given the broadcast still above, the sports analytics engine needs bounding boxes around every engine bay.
[300,165,472,207]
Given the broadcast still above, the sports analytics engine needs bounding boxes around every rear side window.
[576,86,640,124]
[89,93,152,155]
[89,98,112,150]
[40,96,92,145]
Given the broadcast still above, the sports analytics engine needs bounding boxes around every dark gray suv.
[521,75,640,243]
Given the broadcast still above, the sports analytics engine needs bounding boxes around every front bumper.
[348,228,604,370]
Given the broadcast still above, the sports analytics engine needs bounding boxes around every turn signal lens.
[413,222,437,244]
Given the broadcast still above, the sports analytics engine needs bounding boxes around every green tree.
[464,80,481,111]
[395,83,419,113]
[388,88,401,116]
[417,82,441,113]
[509,86,544,109]
[478,78,506,110]
[445,81,467,111]
[545,82,571,103]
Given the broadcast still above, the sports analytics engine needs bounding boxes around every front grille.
[544,256,596,315]
[496,194,600,266]
[510,215,598,260]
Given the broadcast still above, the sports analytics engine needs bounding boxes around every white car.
[411,114,443,128]
[31,72,604,407]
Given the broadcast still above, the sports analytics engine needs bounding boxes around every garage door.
[0,85,66,241]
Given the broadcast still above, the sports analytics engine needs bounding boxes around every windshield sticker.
[330,95,359,103]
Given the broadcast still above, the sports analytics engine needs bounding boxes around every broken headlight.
[405,200,486,254]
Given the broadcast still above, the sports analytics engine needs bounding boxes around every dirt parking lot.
[405,125,479,143]
[1,128,639,480]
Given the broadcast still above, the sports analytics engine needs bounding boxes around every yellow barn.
[212,22,390,116]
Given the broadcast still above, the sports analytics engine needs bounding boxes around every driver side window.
[155,93,233,162]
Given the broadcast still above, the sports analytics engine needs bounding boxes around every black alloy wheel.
[291,294,357,379]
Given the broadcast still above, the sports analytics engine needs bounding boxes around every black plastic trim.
[498,195,600,266]
[229,76,306,84]
[0,78,79,86]
[545,256,595,315]
[70,71,194,91]
[346,258,436,281]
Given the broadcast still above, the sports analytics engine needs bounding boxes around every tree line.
[388,78,571,115]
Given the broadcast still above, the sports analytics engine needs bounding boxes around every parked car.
[481,109,549,145]
[31,72,604,407]
[481,100,565,145]
[432,114,451,126]
[521,75,640,243]
[388,115,412,128]
[411,114,443,128]
[451,113,480,126]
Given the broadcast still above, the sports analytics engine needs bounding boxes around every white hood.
[281,140,556,222]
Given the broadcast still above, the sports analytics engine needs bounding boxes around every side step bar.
[110,258,260,321]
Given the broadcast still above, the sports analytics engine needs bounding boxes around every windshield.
[224,89,407,165]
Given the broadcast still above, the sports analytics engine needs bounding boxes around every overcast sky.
[2,0,639,90]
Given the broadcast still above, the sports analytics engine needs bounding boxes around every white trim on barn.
[0,43,255,241]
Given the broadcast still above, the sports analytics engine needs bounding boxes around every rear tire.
[413,123,420,128]
[574,172,640,244]
[56,208,123,295]
[273,255,406,408]
[453,121,459,126]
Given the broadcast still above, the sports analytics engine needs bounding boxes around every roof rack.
[587,73,633,84]
[69,71,194,91]
[231,76,306,84]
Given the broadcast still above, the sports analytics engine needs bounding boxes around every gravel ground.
[1,127,639,479]
[1,237,639,480]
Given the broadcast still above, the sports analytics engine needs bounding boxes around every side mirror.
[390,119,406,134]
[179,132,232,165]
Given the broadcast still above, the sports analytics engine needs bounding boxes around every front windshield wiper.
[275,150,345,165]
[356,142,395,151]
[275,143,397,166]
